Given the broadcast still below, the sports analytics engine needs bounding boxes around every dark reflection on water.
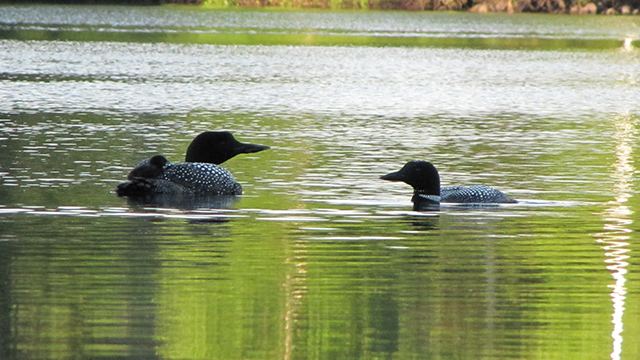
[1,214,237,359]
[122,194,240,211]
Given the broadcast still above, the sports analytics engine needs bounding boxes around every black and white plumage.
[440,185,515,204]
[115,131,269,198]
[380,160,516,210]
[160,162,242,195]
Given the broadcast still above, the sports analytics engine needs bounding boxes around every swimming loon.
[380,160,516,210]
[115,131,270,197]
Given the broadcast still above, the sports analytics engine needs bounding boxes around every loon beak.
[380,170,403,182]
[235,142,270,155]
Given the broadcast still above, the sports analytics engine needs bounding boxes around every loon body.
[381,160,516,210]
[116,131,269,198]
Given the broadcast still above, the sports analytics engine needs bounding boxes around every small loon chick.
[380,160,516,210]
[127,155,168,180]
[116,132,269,198]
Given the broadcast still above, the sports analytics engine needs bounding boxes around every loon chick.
[118,154,192,197]
[116,132,269,198]
[127,155,168,180]
[380,160,516,210]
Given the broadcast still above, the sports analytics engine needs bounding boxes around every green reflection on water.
[0,28,626,50]
[3,202,633,359]
[2,7,637,50]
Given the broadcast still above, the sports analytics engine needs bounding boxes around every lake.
[1,5,640,360]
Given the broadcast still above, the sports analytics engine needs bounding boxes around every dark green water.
[1,5,640,360]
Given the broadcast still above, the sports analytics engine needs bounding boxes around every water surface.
[1,5,640,360]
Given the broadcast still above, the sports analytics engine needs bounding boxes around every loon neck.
[411,192,442,211]
[415,187,440,196]
[413,189,441,204]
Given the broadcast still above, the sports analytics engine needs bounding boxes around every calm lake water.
[1,5,640,360]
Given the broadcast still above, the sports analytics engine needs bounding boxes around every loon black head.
[127,155,168,180]
[185,131,270,165]
[380,160,441,198]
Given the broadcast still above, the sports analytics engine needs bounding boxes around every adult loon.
[115,131,270,197]
[380,160,516,210]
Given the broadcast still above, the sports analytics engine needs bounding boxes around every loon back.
[441,185,517,204]
[162,162,242,195]
[117,161,242,197]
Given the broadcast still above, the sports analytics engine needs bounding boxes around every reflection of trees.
[0,240,16,359]
[287,213,548,360]
[8,0,161,4]
[286,231,403,360]
[2,216,169,359]
[368,292,399,356]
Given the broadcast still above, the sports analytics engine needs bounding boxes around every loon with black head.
[381,160,516,210]
[116,131,269,197]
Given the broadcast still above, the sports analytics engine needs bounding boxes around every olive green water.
[1,5,640,360]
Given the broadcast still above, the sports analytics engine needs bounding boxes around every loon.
[380,160,516,210]
[115,131,269,197]
[127,155,167,180]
